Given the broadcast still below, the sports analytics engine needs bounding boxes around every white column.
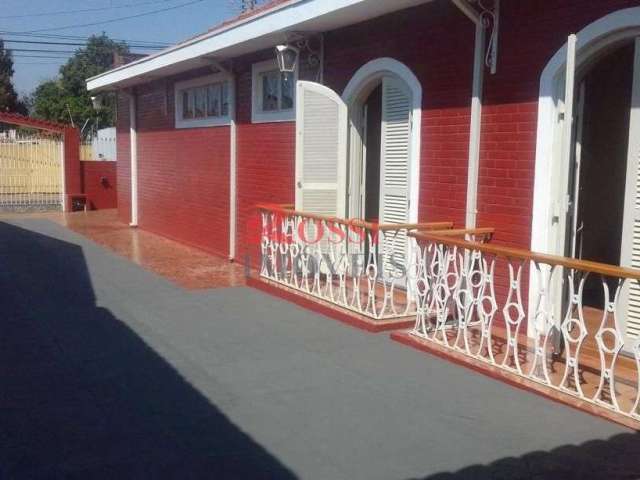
[229,75,238,260]
[128,90,139,227]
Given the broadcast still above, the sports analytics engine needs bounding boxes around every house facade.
[85,0,640,426]
[88,0,640,327]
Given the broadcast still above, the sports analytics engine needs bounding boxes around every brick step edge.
[246,276,415,333]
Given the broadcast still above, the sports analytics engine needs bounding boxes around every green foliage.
[31,34,128,129]
[0,38,27,114]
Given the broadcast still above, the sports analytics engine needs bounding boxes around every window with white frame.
[251,59,297,123]
[175,73,231,128]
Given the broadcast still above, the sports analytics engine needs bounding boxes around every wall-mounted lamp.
[91,96,104,110]
[275,44,300,73]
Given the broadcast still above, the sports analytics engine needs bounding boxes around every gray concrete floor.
[0,218,638,479]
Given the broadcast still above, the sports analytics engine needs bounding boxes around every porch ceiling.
[86,0,432,92]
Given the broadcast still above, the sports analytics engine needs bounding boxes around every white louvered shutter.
[295,81,347,218]
[379,76,412,278]
[621,38,640,346]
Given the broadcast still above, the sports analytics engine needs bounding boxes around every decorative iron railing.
[258,204,452,320]
[410,230,640,422]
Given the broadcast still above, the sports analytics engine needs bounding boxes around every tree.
[31,34,129,130]
[30,81,67,122]
[0,38,26,114]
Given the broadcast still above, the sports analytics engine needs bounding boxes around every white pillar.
[229,75,238,260]
[128,90,139,227]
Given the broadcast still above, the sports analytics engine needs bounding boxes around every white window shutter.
[379,76,412,276]
[621,38,640,345]
[295,81,348,218]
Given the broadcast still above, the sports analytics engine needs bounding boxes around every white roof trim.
[87,0,430,91]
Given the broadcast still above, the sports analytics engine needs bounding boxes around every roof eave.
[87,0,431,92]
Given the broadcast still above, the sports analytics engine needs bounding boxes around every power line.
[24,0,206,34]
[10,47,147,54]
[3,39,165,49]
[0,31,170,47]
[0,0,177,19]
[11,54,74,59]
[8,48,78,54]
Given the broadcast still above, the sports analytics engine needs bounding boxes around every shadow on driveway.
[415,429,640,479]
[0,221,296,479]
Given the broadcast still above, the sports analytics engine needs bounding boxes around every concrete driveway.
[0,218,637,479]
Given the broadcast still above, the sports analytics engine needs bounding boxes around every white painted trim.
[531,7,640,333]
[465,23,485,228]
[174,73,232,129]
[342,57,422,223]
[229,75,238,260]
[251,59,297,124]
[86,0,432,92]
[129,92,139,227]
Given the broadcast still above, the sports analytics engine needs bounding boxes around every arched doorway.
[342,58,422,226]
[294,59,422,273]
[532,7,640,344]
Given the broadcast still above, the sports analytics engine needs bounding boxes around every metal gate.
[0,129,63,210]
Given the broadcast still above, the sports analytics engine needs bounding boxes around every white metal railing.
[410,230,640,423]
[258,204,453,320]
[0,131,63,208]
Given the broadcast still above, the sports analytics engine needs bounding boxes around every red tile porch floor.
[0,209,246,289]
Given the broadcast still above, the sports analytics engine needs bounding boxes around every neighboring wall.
[81,161,117,210]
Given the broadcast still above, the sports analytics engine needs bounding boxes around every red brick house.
[88,0,640,424]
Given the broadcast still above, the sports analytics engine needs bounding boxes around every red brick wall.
[234,51,296,261]
[133,74,230,257]
[323,1,474,228]
[233,2,474,260]
[115,0,639,261]
[81,161,117,210]
[476,0,639,249]
[115,72,231,256]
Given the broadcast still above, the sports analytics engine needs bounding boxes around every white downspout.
[451,0,486,229]
[229,75,238,260]
[128,90,139,227]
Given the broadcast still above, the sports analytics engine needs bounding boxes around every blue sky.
[2,0,240,96]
